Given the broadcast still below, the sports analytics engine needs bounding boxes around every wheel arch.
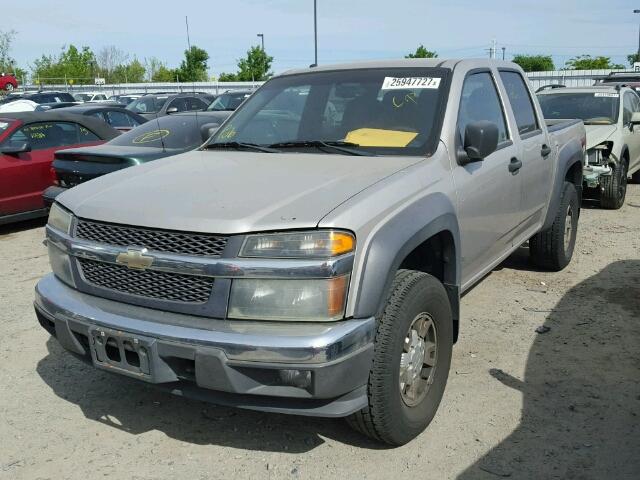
[352,193,461,341]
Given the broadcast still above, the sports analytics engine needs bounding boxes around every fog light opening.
[278,369,312,389]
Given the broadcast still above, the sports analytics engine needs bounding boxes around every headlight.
[228,276,349,321]
[48,243,75,287]
[48,203,73,234]
[240,230,355,258]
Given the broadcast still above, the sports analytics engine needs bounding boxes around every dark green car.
[44,111,229,204]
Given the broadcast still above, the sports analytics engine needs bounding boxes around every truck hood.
[57,150,421,234]
[585,124,617,149]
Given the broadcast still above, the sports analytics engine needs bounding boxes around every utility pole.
[501,47,506,60]
[635,10,640,64]
[313,0,318,66]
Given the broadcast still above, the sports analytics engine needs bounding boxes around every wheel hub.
[564,205,573,252]
[399,313,437,407]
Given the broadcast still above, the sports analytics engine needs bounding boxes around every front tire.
[600,160,627,209]
[5,83,14,92]
[347,270,453,446]
[530,181,579,271]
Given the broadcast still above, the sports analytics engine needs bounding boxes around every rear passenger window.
[500,71,539,135]
[105,111,134,128]
[8,122,100,150]
[458,72,509,144]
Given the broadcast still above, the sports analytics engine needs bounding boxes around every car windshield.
[207,92,250,111]
[73,93,92,101]
[126,96,168,114]
[108,115,204,149]
[208,68,449,156]
[538,92,620,124]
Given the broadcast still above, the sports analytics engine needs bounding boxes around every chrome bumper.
[35,273,375,364]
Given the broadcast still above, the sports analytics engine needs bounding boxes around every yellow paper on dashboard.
[345,128,418,147]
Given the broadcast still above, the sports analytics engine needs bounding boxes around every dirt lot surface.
[1,186,638,480]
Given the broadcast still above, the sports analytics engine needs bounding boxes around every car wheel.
[530,181,579,271]
[346,269,453,446]
[600,159,627,209]
[5,83,14,92]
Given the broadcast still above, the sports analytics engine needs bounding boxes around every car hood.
[585,124,617,149]
[57,150,422,234]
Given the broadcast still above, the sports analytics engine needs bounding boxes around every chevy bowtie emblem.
[116,248,154,270]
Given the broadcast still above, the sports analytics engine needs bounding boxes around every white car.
[538,85,640,209]
[72,92,109,103]
[0,99,39,113]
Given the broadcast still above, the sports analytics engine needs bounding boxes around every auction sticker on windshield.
[594,93,619,97]
[382,77,441,90]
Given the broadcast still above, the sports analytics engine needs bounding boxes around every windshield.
[73,93,92,101]
[108,115,204,149]
[207,92,251,111]
[208,68,449,156]
[538,92,619,124]
[126,96,168,114]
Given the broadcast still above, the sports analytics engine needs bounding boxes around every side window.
[186,97,207,111]
[458,72,509,144]
[623,92,639,124]
[168,98,186,112]
[105,110,134,128]
[499,71,539,135]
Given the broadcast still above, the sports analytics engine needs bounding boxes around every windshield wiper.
[268,140,372,156]
[205,141,280,153]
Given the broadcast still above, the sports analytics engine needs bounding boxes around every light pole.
[313,0,318,66]
[257,33,265,80]
[635,9,640,63]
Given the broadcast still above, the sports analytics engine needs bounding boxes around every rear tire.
[346,270,453,446]
[600,160,627,209]
[5,83,14,92]
[530,181,579,271]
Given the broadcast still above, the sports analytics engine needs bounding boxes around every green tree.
[627,53,640,67]
[565,55,624,70]
[177,45,209,82]
[235,46,273,81]
[405,45,438,59]
[111,58,146,83]
[33,45,97,84]
[152,65,178,82]
[0,30,28,82]
[512,54,555,72]
[217,72,238,82]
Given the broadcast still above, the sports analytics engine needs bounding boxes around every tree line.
[405,45,636,72]
[0,30,273,85]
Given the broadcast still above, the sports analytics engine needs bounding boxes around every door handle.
[508,157,522,174]
[541,144,552,157]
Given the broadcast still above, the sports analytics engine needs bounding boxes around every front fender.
[352,192,460,320]
[542,137,584,231]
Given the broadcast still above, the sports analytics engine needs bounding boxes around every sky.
[4,0,640,76]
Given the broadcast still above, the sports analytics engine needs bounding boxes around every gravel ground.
[1,186,638,480]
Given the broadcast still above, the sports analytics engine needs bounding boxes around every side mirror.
[458,120,499,164]
[0,141,31,155]
[201,123,220,141]
[165,107,178,114]
[631,112,640,125]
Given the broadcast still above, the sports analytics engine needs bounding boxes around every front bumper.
[35,274,375,417]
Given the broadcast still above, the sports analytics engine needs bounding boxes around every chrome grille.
[75,219,228,257]
[78,259,213,304]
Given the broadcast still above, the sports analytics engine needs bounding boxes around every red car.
[0,112,120,224]
[0,73,18,92]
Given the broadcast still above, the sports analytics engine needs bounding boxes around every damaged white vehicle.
[538,85,640,209]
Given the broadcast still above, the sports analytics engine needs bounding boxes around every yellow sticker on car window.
[133,129,170,144]
[345,128,418,147]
